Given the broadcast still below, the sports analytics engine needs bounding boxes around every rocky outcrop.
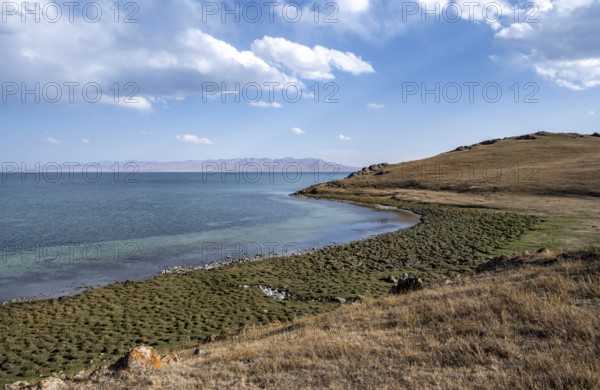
[516,134,537,140]
[258,286,290,300]
[479,138,501,145]
[391,274,424,294]
[452,145,473,152]
[347,163,389,178]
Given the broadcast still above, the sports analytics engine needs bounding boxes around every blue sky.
[1,0,599,166]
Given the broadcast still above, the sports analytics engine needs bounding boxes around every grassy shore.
[69,248,600,389]
[0,196,542,385]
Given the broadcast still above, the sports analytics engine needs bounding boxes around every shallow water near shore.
[0,172,419,301]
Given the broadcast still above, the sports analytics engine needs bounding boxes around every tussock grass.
[0,198,541,385]
[70,249,600,389]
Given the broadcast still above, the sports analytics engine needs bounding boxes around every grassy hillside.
[69,249,600,389]
[312,132,600,197]
[298,132,600,251]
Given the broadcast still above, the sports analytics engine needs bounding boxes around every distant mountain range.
[84,158,359,173]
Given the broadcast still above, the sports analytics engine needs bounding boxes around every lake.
[0,171,419,301]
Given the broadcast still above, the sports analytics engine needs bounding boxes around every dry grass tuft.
[70,249,600,389]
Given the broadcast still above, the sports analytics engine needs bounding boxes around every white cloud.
[589,110,596,115]
[495,23,534,39]
[102,96,154,111]
[337,0,370,13]
[336,134,352,142]
[251,37,375,80]
[176,29,295,84]
[176,135,214,145]
[21,48,40,60]
[486,1,600,90]
[2,11,380,107]
[367,103,385,110]
[82,139,92,144]
[454,0,511,25]
[533,58,600,91]
[294,0,451,42]
[250,101,283,108]
[44,137,59,144]
[292,127,305,135]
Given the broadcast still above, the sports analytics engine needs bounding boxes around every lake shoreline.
[0,202,420,306]
[0,191,543,385]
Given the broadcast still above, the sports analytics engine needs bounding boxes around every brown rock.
[125,345,162,370]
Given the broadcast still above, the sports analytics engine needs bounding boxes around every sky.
[0,0,599,167]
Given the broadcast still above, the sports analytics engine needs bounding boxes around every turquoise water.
[0,172,418,300]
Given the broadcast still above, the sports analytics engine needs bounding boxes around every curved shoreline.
[1,201,420,306]
[0,192,543,385]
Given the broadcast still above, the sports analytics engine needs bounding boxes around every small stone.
[37,377,66,390]
[536,248,554,256]
[3,381,31,390]
[192,348,202,356]
[73,371,86,380]
[206,333,219,342]
[88,365,110,381]
[331,297,346,304]
[385,275,398,284]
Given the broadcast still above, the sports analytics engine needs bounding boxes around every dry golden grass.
[298,132,600,251]
[70,249,600,389]
[330,132,600,197]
